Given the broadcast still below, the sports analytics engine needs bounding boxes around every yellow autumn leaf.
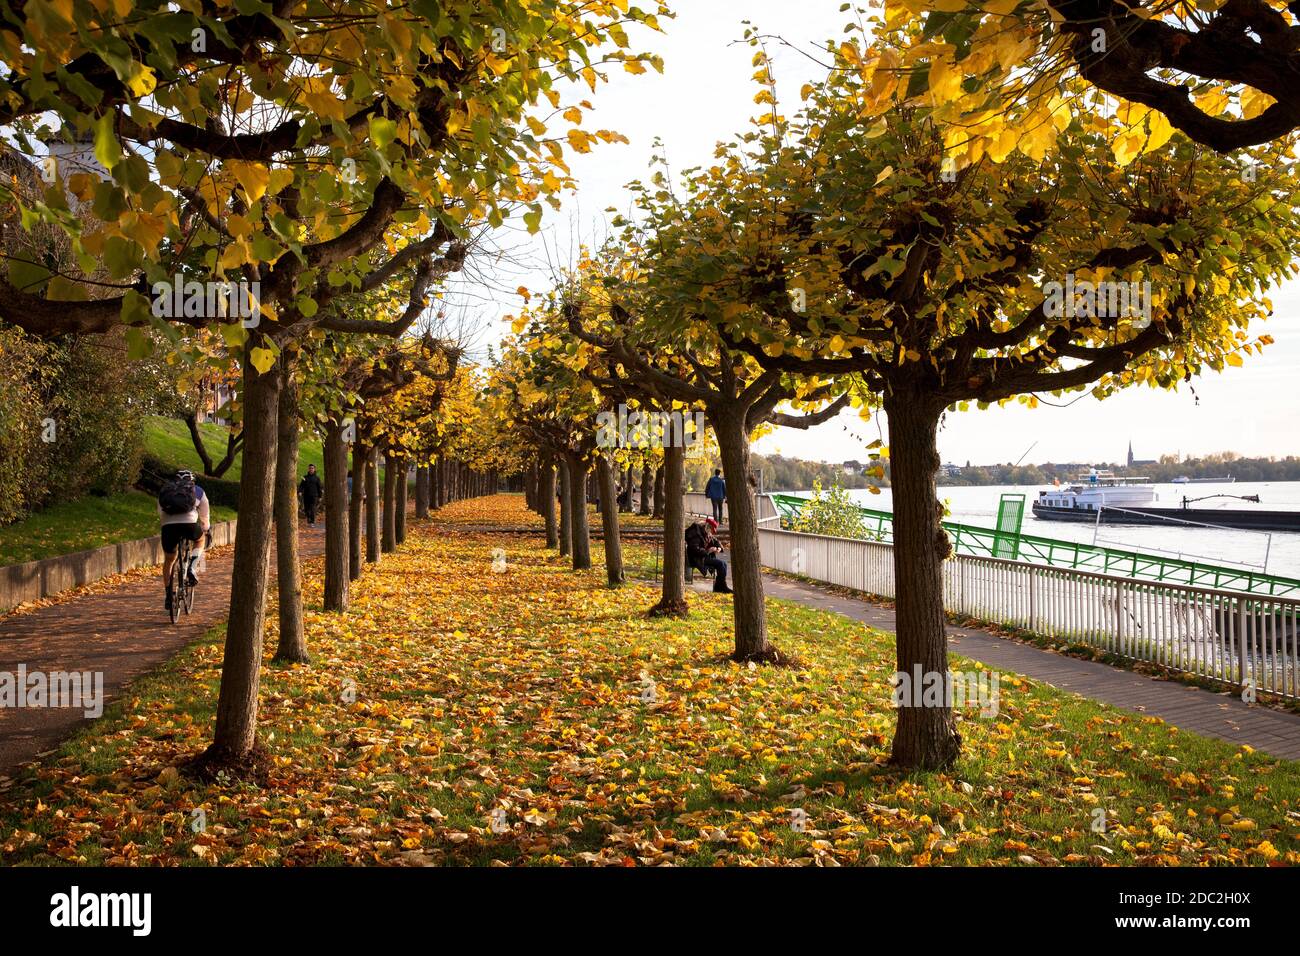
[1240,87,1275,120]
[249,346,277,374]
[927,51,963,105]
[228,161,270,203]
[1112,129,1145,167]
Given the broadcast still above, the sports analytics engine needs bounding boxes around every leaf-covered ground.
[432,494,660,529]
[2,495,1296,866]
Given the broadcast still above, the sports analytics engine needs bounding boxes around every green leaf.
[368,115,398,149]
[125,326,153,360]
[220,323,249,348]
[93,112,122,170]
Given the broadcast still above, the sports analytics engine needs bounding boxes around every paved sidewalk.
[689,573,1300,760]
[0,524,328,775]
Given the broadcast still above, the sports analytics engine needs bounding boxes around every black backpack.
[159,478,197,515]
[685,523,707,555]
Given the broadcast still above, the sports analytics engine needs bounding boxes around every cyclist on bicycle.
[159,469,209,611]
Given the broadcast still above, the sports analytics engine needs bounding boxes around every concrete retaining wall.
[0,519,237,612]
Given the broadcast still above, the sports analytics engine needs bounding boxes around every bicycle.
[169,535,197,624]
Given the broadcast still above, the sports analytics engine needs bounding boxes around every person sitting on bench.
[685,517,732,593]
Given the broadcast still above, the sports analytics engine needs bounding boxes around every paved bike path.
[0,524,328,776]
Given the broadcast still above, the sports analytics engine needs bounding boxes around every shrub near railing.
[788,480,882,541]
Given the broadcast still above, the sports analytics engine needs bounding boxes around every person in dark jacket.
[704,469,726,523]
[299,464,324,526]
[685,517,731,593]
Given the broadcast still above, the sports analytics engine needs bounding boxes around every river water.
[792,482,1300,579]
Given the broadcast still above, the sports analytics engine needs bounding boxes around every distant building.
[842,459,863,476]
[1127,441,1156,468]
[939,462,962,478]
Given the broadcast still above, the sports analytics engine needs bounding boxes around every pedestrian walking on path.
[704,469,726,523]
[299,464,324,527]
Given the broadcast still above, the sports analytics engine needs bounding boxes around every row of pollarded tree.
[0,1,661,771]
[488,17,1300,771]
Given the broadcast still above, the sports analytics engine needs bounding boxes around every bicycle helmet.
[175,469,196,483]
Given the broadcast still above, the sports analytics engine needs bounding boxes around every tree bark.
[365,446,380,563]
[395,457,408,545]
[622,463,636,513]
[382,451,398,553]
[649,444,688,617]
[541,457,558,548]
[200,342,280,768]
[567,454,592,570]
[713,412,778,662]
[639,461,653,516]
[884,394,963,771]
[414,465,429,519]
[595,454,624,585]
[272,353,308,664]
[557,457,572,557]
[324,417,350,611]
[349,440,366,581]
[652,464,664,519]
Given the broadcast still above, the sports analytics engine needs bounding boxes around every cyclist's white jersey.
[159,485,210,528]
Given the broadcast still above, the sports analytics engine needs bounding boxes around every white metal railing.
[683,492,777,526]
[758,525,1300,700]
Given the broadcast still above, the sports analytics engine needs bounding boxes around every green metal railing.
[768,492,1300,598]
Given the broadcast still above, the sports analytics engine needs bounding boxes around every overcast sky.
[459,0,1300,467]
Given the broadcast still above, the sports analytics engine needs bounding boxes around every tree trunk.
[541,457,558,548]
[199,343,280,769]
[395,457,408,545]
[557,457,572,557]
[567,454,591,570]
[652,464,664,519]
[365,447,380,563]
[884,394,963,771]
[324,418,350,611]
[714,412,777,662]
[639,461,653,516]
[414,465,429,520]
[649,444,688,617]
[382,452,398,553]
[595,455,624,585]
[349,441,366,581]
[272,354,308,664]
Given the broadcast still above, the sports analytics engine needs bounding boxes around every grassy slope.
[142,415,325,482]
[0,492,237,567]
[0,414,307,566]
[3,494,1294,866]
